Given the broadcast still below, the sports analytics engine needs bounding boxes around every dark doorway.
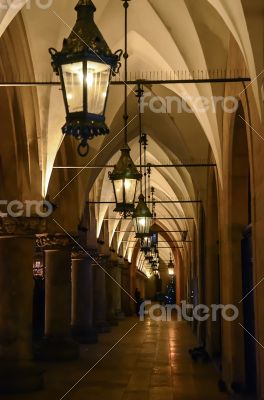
[241,225,257,394]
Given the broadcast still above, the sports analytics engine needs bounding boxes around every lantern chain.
[122,0,130,145]
[136,82,144,194]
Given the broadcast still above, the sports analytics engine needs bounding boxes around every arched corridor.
[0,0,264,399]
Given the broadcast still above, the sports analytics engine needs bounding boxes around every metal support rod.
[112,77,250,85]
[102,217,193,220]
[152,240,192,243]
[115,230,188,233]
[122,0,129,145]
[0,77,250,87]
[136,83,143,194]
[54,163,216,169]
[147,201,201,204]
[123,240,191,243]
[129,246,184,249]
[157,230,190,233]
[88,201,200,204]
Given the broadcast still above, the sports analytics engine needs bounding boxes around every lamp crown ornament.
[109,144,142,181]
[62,0,111,58]
[76,0,96,12]
[49,0,122,157]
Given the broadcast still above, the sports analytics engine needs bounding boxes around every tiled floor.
[2,318,244,399]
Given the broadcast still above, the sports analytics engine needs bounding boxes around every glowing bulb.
[138,218,146,227]
[87,72,94,88]
[124,179,131,190]
[77,71,83,83]
[75,70,94,87]
[67,93,73,100]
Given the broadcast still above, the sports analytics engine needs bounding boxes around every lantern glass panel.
[113,179,123,203]
[134,215,151,236]
[114,179,137,205]
[141,236,151,252]
[86,61,111,115]
[125,179,137,204]
[62,62,83,112]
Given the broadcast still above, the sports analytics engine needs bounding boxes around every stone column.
[0,216,45,393]
[93,255,110,333]
[121,261,134,316]
[36,234,79,361]
[105,260,119,326]
[113,261,124,320]
[71,250,97,343]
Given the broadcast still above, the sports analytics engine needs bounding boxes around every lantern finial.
[75,0,96,12]
[61,1,112,58]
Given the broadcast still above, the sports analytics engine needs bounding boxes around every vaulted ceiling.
[0,0,263,270]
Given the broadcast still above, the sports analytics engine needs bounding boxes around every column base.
[116,311,125,320]
[72,326,98,344]
[107,315,119,326]
[35,336,79,361]
[124,309,134,317]
[0,362,43,394]
[95,320,111,333]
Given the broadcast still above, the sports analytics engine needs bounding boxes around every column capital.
[110,260,119,268]
[0,216,47,237]
[71,248,88,260]
[71,246,96,260]
[123,260,132,270]
[70,248,112,266]
[71,247,109,263]
[36,233,77,250]
[97,254,109,268]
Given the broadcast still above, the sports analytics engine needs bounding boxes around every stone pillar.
[36,234,79,361]
[105,260,119,326]
[121,261,134,316]
[71,251,97,343]
[93,255,110,333]
[114,261,124,320]
[0,217,45,393]
[105,258,125,325]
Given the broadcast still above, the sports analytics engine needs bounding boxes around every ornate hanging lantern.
[168,253,175,276]
[49,0,121,156]
[109,145,142,217]
[133,194,152,238]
